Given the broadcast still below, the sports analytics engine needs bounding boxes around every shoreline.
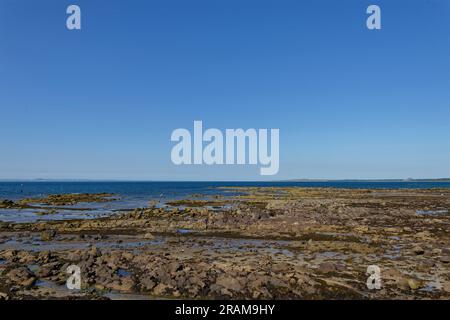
[0,187,449,300]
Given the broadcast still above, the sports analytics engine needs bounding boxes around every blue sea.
[0,181,449,223]
[1,181,450,201]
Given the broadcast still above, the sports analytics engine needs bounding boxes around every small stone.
[2,249,17,260]
[432,248,442,255]
[36,263,57,278]
[94,284,106,291]
[153,283,173,296]
[408,279,419,290]
[443,281,450,293]
[89,246,100,257]
[40,230,56,241]
[396,278,409,290]
[141,278,156,291]
[317,262,336,274]
[66,251,81,262]
[143,233,155,240]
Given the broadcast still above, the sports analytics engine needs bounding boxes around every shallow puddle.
[116,268,132,277]
[34,278,157,300]
[0,235,164,252]
[104,291,154,300]
[416,209,448,216]
[0,207,113,223]
[177,229,193,234]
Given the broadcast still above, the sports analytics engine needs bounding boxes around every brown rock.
[40,230,56,241]
[107,278,135,292]
[153,283,174,296]
[140,277,156,291]
[36,262,59,278]
[143,233,155,240]
[215,274,243,292]
[88,246,101,257]
[66,251,82,262]
[408,279,420,290]
[317,262,336,274]
[443,281,450,293]
[2,250,17,261]
[6,267,36,288]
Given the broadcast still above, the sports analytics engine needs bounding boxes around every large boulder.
[6,266,36,288]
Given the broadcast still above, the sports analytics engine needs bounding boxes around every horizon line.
[0,178,450,183]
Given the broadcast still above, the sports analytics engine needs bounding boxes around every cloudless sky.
[0,0,449,180]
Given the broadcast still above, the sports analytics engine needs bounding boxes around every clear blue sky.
[0,0,449,180]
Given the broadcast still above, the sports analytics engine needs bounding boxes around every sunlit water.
[1,181,449,223]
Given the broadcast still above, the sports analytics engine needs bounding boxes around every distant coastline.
[0,178,450,183]
[282,178,450,183]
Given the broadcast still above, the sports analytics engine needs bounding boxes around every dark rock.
[412,246,425,255]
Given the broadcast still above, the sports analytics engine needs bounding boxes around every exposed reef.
[0,188,449,300]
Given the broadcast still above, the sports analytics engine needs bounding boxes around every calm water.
[1,181,449,223]
[1,181,450,201]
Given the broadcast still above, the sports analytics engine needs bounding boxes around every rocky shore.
[0,187,449,300]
